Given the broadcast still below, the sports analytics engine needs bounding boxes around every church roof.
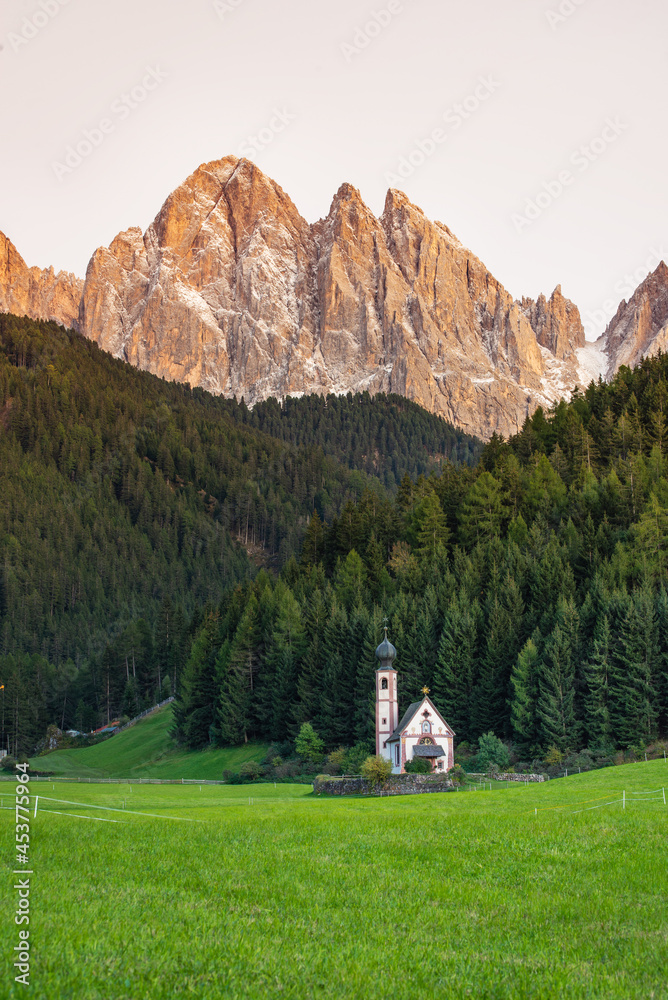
[387,702,422,742]
[412,744,445,758]
[386,696,455,742]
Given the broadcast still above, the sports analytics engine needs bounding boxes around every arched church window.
[418,735,435,745]
[381,678,388,690]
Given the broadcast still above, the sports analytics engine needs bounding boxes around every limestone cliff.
[7,156,658,441]
[78,157,587,439]
[602,262,668,376]
[0,232,82,331]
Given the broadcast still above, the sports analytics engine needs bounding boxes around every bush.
[1,755,17,772]
[543,745,564,766]
[404,757,432,774]
[344,742,373,775]
[476,732,511,772]
[324,747,347,776]
[448,764,467,786]
[239,761,261,782]
[295,723,325,764]
[360,755,393,787]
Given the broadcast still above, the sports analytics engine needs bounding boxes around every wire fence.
[115,697,175,733]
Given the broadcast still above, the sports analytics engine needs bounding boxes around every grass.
[2,760,667,999]
[27,705,267,779]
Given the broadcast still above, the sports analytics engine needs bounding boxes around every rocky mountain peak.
[4,157,664,441]
[603,261,668,375]
[0,231,82,331]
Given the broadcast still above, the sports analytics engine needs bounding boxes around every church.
[375,628,455,775]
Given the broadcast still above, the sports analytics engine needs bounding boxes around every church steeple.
[375,626,397,669]
[375,624,398,759]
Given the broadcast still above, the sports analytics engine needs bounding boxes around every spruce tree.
[536,598,580,751]
[509,637,539,750]
[433,590,482,742]
[582,615,613,747]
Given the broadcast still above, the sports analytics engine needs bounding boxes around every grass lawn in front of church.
[3,761,667,999]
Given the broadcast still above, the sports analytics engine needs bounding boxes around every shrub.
[360,755,393,787]
[239,761,261,782]
[476,732,511,772]
[295,723,325,763]
[1,755,17,772]
[543,745,564,766]
[344,742,373,775]
[447,764,467,786]
[404,757,432,774]
[324,747,347,776]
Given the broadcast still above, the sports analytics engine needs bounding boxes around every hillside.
[29,704,266,779]
[173,352,668,756]
[0,312,478,755]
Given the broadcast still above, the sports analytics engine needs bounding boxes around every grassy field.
[2,761,667,999]
[27,705,267,779]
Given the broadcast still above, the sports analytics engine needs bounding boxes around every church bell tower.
[375,626,398,759]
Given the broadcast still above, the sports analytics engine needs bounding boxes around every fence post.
[33,796,38,818]
[623,790,625,810]
[663,788,666,806]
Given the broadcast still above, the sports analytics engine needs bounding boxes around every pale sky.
[1,0,666,337]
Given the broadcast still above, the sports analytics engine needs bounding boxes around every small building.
[375,628,455,775]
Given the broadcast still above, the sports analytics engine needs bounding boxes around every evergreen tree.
[537,598,580,751]
[509,637,539,749]
[582,615,613,747]
[433,591,482,742]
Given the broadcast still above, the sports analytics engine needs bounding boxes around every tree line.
[174,354,668,758]
[0,314,476,753]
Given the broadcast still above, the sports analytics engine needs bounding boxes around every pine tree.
[433,591,482,743]
[582,614,613,747]
[173,613,220,748]
[509,637,539,749]
[609,589,658,747]
[536,598,580,751]
[317,597,350,747]
[218,596,260,744]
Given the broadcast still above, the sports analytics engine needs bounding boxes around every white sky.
[1,0,666,337]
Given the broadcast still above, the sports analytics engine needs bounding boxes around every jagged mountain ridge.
[1,156,664,440]
[600,261,668,377]
[0,233,82,331]
[78,156,587,440]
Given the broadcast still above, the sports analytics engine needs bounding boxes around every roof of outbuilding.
[412,744,446,758]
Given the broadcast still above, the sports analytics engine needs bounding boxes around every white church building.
[375,628,455,775]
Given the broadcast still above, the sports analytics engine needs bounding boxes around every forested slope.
[0,314,477,753]
[174,356,668,759]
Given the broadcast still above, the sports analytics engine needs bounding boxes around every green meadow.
[2,762,668,999]
[28,705,267,780]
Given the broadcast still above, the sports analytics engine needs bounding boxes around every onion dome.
[375,626,397,668]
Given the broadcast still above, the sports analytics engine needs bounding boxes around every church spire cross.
[422,685,430,695]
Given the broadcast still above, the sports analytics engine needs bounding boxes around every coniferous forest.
[2,313,668,760]
[0,314,476,753]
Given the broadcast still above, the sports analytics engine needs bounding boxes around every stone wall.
[313,773,454,796]
[467,772,546,782]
